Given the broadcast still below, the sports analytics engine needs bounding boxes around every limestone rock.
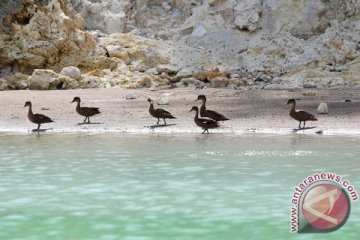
[60,66,81,80]
[303,82,317,89]
[0,78,7,90]
[28,69,59,90]
[209,77,229,88]
[126,94,136,100]
[178,77,205,88]
[317,102,328,114]
[5,73,29,90]
[69,0,130,34]
[0,0,96,76]
[234,0,262,32]
[28,69,79,90]
[157,94,171,105]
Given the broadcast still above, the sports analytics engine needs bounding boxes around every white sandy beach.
[0,88,360,135]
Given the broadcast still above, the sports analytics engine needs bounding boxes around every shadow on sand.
[148,123,177,129]
[292,127,322,133]
[77,122,102,125]
[31,128,52,132]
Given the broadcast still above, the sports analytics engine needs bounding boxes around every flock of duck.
[24,95,317,133]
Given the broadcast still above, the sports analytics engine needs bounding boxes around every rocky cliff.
[1,0,360,90]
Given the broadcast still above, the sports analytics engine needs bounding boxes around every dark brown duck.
[286,99,318,129]
[24,101,54,131]
[71,97,100,123]
[148,98,176,125]
[196,95,229,122]
[190,106,219,134]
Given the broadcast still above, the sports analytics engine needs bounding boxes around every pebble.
[317,102,328,114]
[126,94,136,100]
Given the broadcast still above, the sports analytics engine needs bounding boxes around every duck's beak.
[195,98,199,101]
[189,109,193,112]
[71,100,75,103]
[23,104,26,107]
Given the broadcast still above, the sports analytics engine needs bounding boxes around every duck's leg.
[83,116,87,123]
[202,129,206,134]
[303,121,306,129]
[298,121,301,129]
[163,119,166,125]
[37,124,41,131]
[87,117,91,123]
[157,118,159,124]
[206,129,210,134]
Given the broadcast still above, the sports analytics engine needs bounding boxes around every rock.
[0,0,96,75]
[99,33,170,73]
[28,69,79,90]
[60,66,81,80]
[303,82,317,89]
[179,77,206,88]
[209,77,229,88]
[303,91,316,96]
[28,69,58,90]
[192,24,207,37]
[157,94,170,105]
[155,65,180,75]
[126,94,136,100]
[5,73,29,90]
[317,102,328,114]
[80,75,103,89]
[69,0,129,34]
[56,75,80,89]
[243,78,255,86]
[162,2,172,11]
[234,0,262,32]
[0,78,7,90]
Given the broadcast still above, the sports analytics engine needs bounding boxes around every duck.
[190,106,219,134]
[196,95,229,122]
[71,97,100,123]
[286,99,318,129]
[24,101,54,131]
[148,98,176,125]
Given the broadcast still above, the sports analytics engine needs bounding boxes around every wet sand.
[0,88,360,135]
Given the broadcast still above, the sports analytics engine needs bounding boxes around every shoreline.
[1,88,360,136]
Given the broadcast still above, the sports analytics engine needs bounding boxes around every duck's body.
[196,95,229,122]
[286,99,317,129]
[190,106,219,134]
[71,97,100,123]
[24,101,53,131]
[148,98,176,125]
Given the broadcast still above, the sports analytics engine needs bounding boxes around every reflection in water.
[0,133,359,240]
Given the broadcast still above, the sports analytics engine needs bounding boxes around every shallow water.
[0,133,359,239]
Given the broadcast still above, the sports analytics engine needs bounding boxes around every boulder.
[0,78,7,90]
[209,76,229,88]
[317,102,328,114]
[5,73,29,90]
[28,69,79,90]
[157,93,171,105]
[28,69,58,90]
[60,66,81,80]
[234,0,262,32]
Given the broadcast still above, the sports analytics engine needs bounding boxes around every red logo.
[300,183,351,232]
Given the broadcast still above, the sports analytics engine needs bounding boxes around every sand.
[1,88,360,135]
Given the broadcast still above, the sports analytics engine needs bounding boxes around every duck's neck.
[290,102,296,113]
[76,101,81,110]
[27,105,33,117]
[193,109,199,119]
[200,99,206,108]
[149,102,154,110]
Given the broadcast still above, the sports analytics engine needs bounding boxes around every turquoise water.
[0,133,359,239]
